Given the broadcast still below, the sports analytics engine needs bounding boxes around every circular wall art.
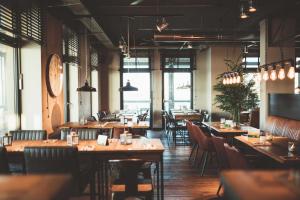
[46,54,63,97]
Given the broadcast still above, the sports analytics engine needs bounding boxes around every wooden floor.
[149,130,220,200]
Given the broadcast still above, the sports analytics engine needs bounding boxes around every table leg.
[156,161,160,200]
[161,155,164,200]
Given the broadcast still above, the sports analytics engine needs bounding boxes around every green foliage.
[213,57,259,122]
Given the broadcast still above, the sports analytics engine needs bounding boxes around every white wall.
[91,70,99,117]
[108,51,120,112]
[21,42,42,129]
[69,64,79,122]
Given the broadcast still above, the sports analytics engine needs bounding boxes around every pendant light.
[240,5,249,19]
[270,66,277,81]
[248,0,257,13]
[77,21,96,92]
[119,17,138,92]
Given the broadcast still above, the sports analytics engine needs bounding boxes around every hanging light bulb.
[270,66,277,81]
[240,5,249,19]
[236,73,241,83]
[295,87,300,94]
[262,67,269,81]
[223,78,226,85]
[287,66,295,79]
[278,65,285,80]
[248,0,257,12]
[232,75,237,84]
[229,75,233,84]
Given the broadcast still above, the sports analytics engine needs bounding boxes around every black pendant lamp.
[119,17,138,92]
[119,80,138,91]
[77,26,96,92]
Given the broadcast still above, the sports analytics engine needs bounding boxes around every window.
[295,57,300,90]
[0,43,18,134]
[243,56,260,69]
[243,56,261,101]
[163,56,193,111]
[121,57,151,118]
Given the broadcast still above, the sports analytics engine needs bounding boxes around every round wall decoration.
[46,54,63,97]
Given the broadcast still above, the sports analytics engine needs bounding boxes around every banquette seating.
[264,115,300,141]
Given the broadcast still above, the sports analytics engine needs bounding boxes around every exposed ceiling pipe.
[61,0,114,49]
[154,34,258,42]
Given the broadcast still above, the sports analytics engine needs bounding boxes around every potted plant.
[213,56,259,125]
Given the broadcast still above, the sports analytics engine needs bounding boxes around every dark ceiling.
[47,0,300,49]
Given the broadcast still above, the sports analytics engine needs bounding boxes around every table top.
[235,135,300,165]
[6,138,165,154]
[221,170,300,200]
[203,122,259,134]
[0,174,71,200]
[60,121,150,129]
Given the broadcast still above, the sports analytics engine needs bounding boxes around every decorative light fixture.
[240,5,249,19]
[222,72,241,85]
[258,59,296,82]
[248,0,256,12]
[119,18,138,92]
[270,66,277,81]
[295,87,300,94]
[77,26,96,92]
[156,17,169,32]
[187,42,193,49]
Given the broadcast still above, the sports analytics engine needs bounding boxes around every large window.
[243,56,261,101]
[121,57,151,116]
[0,43,18,134]
[163,56,193,111]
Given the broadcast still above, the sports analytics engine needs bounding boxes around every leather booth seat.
[265,115,300,141]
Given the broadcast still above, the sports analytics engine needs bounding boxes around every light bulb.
[278,67,285,80]
[226,78,230,84]
[236,75,241,83]
[232,76,237,84]
[223,78,226,85]
[295,87,300,94]
[287,66,295,79]
[262,69,269,81]
[248,0,256,12]
[229,77,233,84]
[270,69,277,81]
[256,73,261,82]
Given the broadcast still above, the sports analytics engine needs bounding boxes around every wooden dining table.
[60,121,150,129]
[0,174,72,200]
[5,138,165,200]
[221,170,300,200]
[171,110,202,121]
[235,135,300,166]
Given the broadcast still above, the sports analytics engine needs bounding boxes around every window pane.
[245,57,259,68]
[123,72,151,112]
[123,57,149,68]
[164,72,191,110]
[165,57,191,68]
[0,43,17,133]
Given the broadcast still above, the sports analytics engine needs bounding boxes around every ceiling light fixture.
[156,17,169,32]
[248,0,257,12]
[222,72,241,85]
[240,5,249,19]
[187,42,193,49]
[77,22,96,92]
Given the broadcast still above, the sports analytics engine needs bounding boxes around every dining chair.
[192,124,216,176]
[112,128,128,139]
[0,147,9,174]
[60,128,99,140]
[111,159,153,200]
[223,143,249,169]
[24,146,92,197]
[9,130,47,141]
[186,120,198,165]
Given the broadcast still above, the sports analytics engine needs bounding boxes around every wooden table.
[235,135,300,166]
[171,111,202,121]
[60,121,150,129]
[0,174,71,200]
[221,170,300,200]
[6,139,164,200]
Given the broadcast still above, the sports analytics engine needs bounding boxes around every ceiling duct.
[61,0,114,49]
[154,34,258,42]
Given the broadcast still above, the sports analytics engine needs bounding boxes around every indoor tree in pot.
[213,56,259,125]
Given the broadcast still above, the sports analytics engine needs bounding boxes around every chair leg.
[201,151,209,176]
[189,143,196,161]
[217,182,223,196]
[193,144,199,166]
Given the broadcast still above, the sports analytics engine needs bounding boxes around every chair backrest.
[186,120,196,142]
[0,147,9,174]
[87,116,97,122]
[192,124,214,151]
[211,135,229,170]
[10,130,47,141]
[24,146,79,174]
[60,128,99,140]
[224,144,249,169]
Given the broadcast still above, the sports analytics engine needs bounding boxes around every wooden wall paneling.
[41,13,64,134]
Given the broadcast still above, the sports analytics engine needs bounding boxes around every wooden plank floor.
[149,130,220,200]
